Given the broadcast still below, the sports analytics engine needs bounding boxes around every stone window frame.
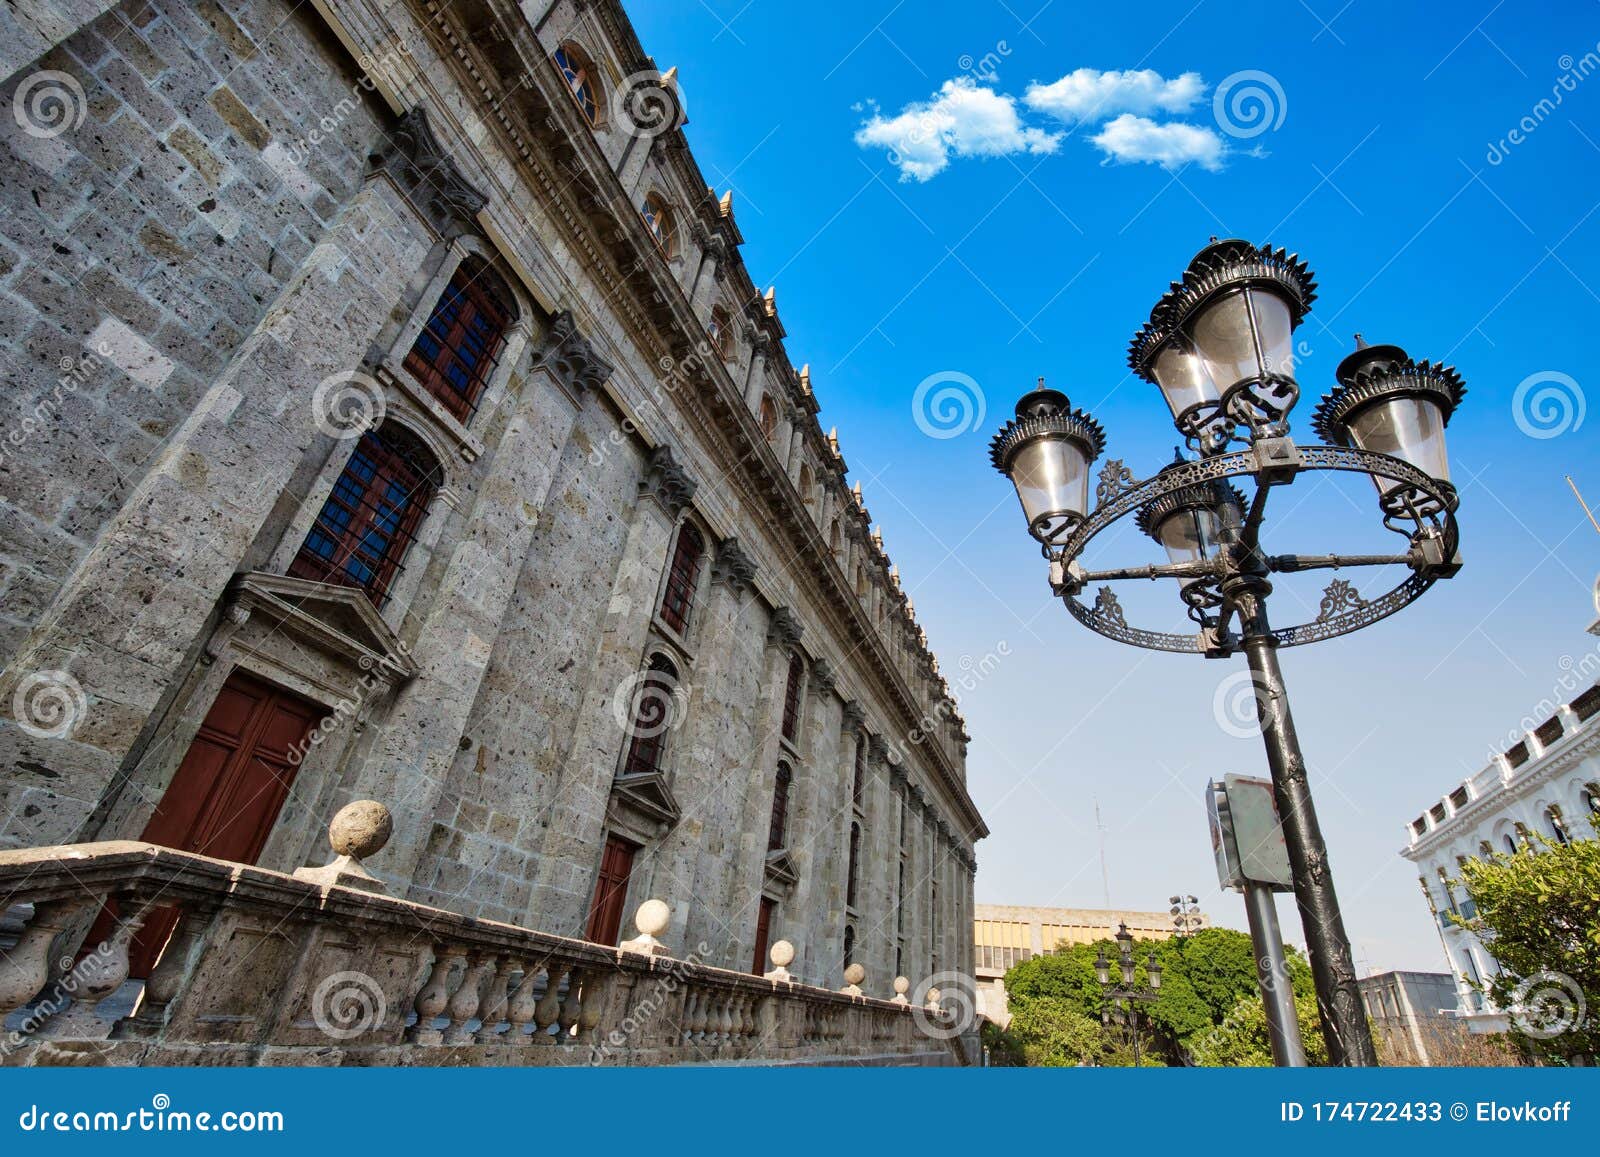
[650,510,716,650]
[618,650,685,779]
[554,41,606,129]
[641,191,678,260]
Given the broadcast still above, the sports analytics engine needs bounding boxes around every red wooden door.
[585,834,637,945]
[103,670,324,977]
[751,896,776,975]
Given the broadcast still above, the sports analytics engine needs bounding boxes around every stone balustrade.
[0,820,970,1067]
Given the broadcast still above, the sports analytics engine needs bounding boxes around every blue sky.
[629,0,1600,972]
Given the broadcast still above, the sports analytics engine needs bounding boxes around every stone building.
[1356,971,1467,1066]
[1399,596,1600,1032]
[0,0,985,1018]
[972,903,1204,1027]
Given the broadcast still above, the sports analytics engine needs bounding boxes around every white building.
[1400,622,1600,1031]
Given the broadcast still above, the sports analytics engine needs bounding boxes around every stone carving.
[371,105,489,232]
[711,536,758,590]
[841,700,867,732]
[536,309,616,396]
[766,605,803,650]
[764,938,795,983]
[640,444,697,517]
[840,962,866,998]
[809,659,836,696]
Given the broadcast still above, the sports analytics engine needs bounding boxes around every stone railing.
[0,806,972,1067]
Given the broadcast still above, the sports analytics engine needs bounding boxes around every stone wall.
[0,0,985,999]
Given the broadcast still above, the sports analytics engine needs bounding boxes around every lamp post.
[988,239,1466,1067]
[1170,894,1203,937]
[1096,921,1163,1067]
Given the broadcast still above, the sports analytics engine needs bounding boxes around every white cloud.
[1024,68,1204,123]
[1090,113,1225,171]
[855,77,1061,182]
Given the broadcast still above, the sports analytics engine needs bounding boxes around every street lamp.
[1096,922,1162,1066]
[989,239,1467,1067]
[1170,894,1204,937]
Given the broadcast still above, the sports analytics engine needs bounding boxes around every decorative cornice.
[710,536,757,591]
[640,444,697,517]
[809,659,836,697]
[370,105,489,235]
[766,605,804,650]
[841,700,866,732]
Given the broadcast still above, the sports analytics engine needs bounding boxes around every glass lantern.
[989,384,1107,544]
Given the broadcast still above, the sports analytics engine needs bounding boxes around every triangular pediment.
[764,847,798,890]
[611,771,681,826]
[228,573,418,681]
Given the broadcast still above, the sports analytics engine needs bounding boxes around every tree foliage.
[1190,991,1328,1067]
[1455,836,1600,1063]
[1001,926,1319,1066]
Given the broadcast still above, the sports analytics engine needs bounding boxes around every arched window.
[767,761,793,851]
[852,736,865,809]
[1545,805,1569,845]
[659,522,704,634]
[829,521,842,559]
[758,395,778,443]
[708,305,731,359]
[554,43,600,125]
[621,653,680,777]
[799,463,814,507]
[1582,782,1600,817]
[404,259,513,422]
[642,193,675,256]
[847,821,861,909]
[291,423,441,606]
[780,652,804,742]
[843,924,856,969]
[1503,833,1517,855]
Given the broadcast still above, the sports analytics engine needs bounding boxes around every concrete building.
[0,0,985,1063]
[1357,970,1468,1065]
[1400,627,1600,1031]
[972,903,1205,1026]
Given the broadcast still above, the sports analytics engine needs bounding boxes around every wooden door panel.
[585,835,636,946]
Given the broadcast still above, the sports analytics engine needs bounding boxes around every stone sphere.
[844,962,866,986]
[635,898,671,937]
[329,800,392,859]
[769,939,796,967]
[893,976,910,995]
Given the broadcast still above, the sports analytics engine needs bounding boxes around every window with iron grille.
[852,740,865,810]
[768,761,792,851]
[289,424,440,606]
[658,522,704,634]
[403,262,512,423]
[847,821,861,909]
[780,652,803,741]
[621,653,679,778]
[554,44,600,125]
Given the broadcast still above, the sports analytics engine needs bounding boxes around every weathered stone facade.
[0,0,985,1004]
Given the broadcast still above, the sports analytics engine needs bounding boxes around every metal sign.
[1207,775,1294,891]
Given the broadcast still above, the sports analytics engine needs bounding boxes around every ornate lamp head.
[989,380,1107,544]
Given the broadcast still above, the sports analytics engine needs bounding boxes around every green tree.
[1007,996,1105,1066]
[1455,836,1600,1063]
[1190,991,1329,1067]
